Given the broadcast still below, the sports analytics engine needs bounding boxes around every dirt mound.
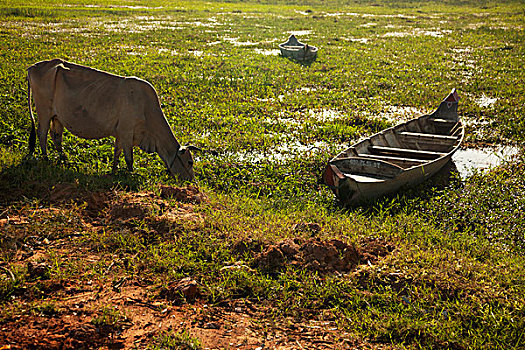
[359,237,395,264]
[0,316,124,349]
[46,183,206,226]
[160,185,207,204]
[253,237,394,274]
[49,182,86,203]
[231,239,264,257]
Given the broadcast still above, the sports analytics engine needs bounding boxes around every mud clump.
[231,239,264,257]
[27,261,51,280]
[84,191,112,217]
[109,202,149,221]
[359,237,395,265]
[160,185,207,204]
[158,277,199,304]
[49,182,86,203]
[253,238,360,274]
[253,237,394,274]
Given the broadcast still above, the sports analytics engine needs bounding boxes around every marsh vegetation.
[0,0,524,348]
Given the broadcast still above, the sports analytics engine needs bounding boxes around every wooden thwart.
[368,145,446,159]
[358,153,427,164]
[398,131,458,141]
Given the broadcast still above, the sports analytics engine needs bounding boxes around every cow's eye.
[188,160,194,166]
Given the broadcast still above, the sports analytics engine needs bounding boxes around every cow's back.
[52,62,136,139]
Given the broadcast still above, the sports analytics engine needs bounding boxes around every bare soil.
[0,184,395,349]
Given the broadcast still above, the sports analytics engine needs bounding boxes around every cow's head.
[169,145,200,181]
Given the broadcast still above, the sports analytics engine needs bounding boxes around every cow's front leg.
[123,147,134,172]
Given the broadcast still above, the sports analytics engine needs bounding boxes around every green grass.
[0,0,524,349]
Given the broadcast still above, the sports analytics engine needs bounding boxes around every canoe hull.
[279,34,318,62]
[323,89,463,205]
[325,154,455,205]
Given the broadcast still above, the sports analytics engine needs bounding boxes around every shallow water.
[475,95,497,108]
[224,37,258,46]
[452,146,520,179]
[383,29,452,38]
[374,106,426,124]
[254,49,281,56]
[287,30,312,36]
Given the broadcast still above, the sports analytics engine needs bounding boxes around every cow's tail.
[27,71,36,155]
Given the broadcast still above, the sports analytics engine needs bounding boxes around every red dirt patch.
[0,184,395,350]
[0,316,124,349]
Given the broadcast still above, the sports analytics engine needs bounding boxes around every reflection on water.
[254,49,281,56]
[475,95,497,108]
[287,30,312,36]
[452,146,520,179]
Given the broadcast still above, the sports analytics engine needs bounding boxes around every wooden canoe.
[279,35,318,62]
[323,89,464,205]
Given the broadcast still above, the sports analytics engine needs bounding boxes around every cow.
[27,58,196,181]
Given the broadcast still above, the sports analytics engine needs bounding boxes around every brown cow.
[27,59,196,181]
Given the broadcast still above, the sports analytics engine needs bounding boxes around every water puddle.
[475,94,497,108]
[158,48,178,56]
[223,37,258,46]
[347,37,370,44]
[190,50,204,57]
[264,115,303,126]
[383,29,452,38]
[254,49,281,56]
[103,20,181,33]
[452,146,520,179]
[294,10,312,16]
[298,87,317,93]
[220,140,344,163]
[287,30,312,36]
[375,106,426,124]
[189,19,222,28]
[308,109,344,122]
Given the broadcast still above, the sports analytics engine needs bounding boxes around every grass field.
[0,0,524,348]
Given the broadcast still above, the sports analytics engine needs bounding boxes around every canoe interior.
[333,115,463,172]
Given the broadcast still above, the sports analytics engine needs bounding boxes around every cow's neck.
[156,131,181,168]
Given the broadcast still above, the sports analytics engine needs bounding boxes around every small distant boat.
[323,89,464,205]
[279,35,318,62]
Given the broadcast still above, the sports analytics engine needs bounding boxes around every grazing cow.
[27,58,196,181]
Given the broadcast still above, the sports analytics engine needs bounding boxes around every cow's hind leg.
[50,117,66,160]
[113,138,133,173]
[36,109,52,160]
[113,139,122,173]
